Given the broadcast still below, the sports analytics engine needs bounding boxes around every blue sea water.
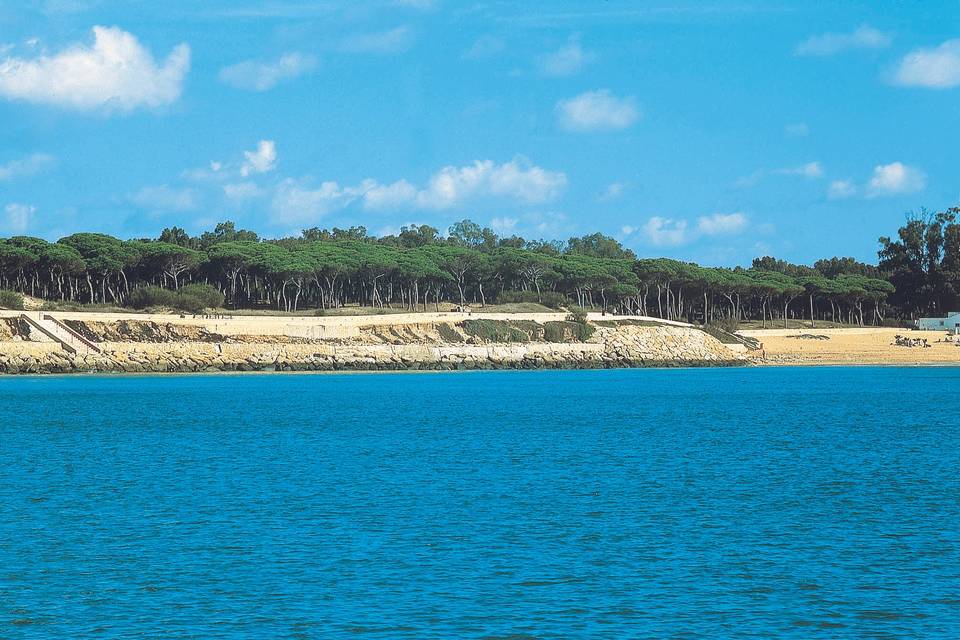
[1,367,959,639]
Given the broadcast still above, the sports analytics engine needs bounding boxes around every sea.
[1,367,958,638]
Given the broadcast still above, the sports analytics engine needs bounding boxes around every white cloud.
[556,89,639,131]
[490,216,518,234]
[866,162,926,197]
[785,122,809,137]
[697,212,747,235]
[827,179,856,199]
[361,158,565,211]
[892,39,960,88]
[599,181,627,202]
[415,158,567,208]
[339,26,413,54]
[0,26,189,112]
[361,179,418,210]
[774,161,823,178]
[4,203,35,232]
[641,216,689,247]
[620,225,636,236]
[795,25,891,56]
[463,35,505,59]
[539,37,594,76]
[271,179,359,224]
[0,152,54,181]
[223,182,263,201]
[130,185,198,211]
[219,53,317,91]
[241,140,277,177]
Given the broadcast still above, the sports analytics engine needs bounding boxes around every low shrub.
[0,290,24,310]
[436,323,464,342]
[544,320,574,342]
[461,319,532,343]
[707,316,740,333]
[178,283,224,309]
[497,290,570,309]
[128,285,221,313]
[564,310,596,341]
[128,286,177,310]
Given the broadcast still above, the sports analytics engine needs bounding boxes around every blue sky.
[1,0,958,266]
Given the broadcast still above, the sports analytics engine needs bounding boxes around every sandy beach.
[741,327,960,366]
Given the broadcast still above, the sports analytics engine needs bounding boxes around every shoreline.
[0,310,747,375]
[3,310,958,374]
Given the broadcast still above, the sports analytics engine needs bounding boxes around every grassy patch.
[0,290,24,310]
[436,323,464,342]
[460,319,535,343]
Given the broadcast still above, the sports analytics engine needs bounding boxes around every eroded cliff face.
[0,318,748,374]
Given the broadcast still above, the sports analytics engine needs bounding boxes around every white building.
[917,312,960,331]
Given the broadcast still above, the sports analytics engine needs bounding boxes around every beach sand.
[740,327,960,365]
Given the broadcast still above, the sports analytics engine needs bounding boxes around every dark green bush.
[460,319,531,342]
[178,283,224,309]
[707,316,739,333]
[128,286,177,309]
[497,290,570,309]
[0,290,24,310]
[563,311,596,341]
[436,323,464,342]
[174,294,205,314]
[128,285,221,313]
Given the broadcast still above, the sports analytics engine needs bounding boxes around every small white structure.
[917,311,960,331]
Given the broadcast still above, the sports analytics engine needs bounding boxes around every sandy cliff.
[0,312,746,374]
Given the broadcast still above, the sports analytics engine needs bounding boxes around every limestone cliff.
[0,315,748,374]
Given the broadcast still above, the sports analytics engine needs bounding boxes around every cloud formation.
[641,217,689,247]
[219,53,317,91]
[270,158,566,224]
[339,26,414,54]
[628,211,749,246]
[556,89,639,131]
[892,39,960,88]
[697,212,747,235]
[795,25,890,56]
[827,179,856,199]
[0,26,189,112]
[866,162,926,197]
[241,140,277,177]
[0,153,54,181]
[4,203,35,232]
[539,37,593,76]
[773,161,823,178]
[129,185,198,212]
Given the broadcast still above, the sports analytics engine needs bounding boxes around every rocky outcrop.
[0,318,746,374]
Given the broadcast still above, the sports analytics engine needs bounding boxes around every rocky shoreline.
[0,314,750,374]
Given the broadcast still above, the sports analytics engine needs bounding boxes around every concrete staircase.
[19,314,102,354]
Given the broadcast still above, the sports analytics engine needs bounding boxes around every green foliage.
[128,286,177,309]
[178,283,224,309]
[707,316,740,334]
[128,285,220,313]
[436,323,464,342]
[543,320,578,342]
[559,310,595,341]
[460,319,532,342]
[0,289,24,310]
[497,290,570,309]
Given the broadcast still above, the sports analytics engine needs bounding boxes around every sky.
[1,0,958,266]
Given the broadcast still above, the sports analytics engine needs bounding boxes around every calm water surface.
[1,367,959,638]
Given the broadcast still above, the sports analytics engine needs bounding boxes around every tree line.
[1,209,957,327]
